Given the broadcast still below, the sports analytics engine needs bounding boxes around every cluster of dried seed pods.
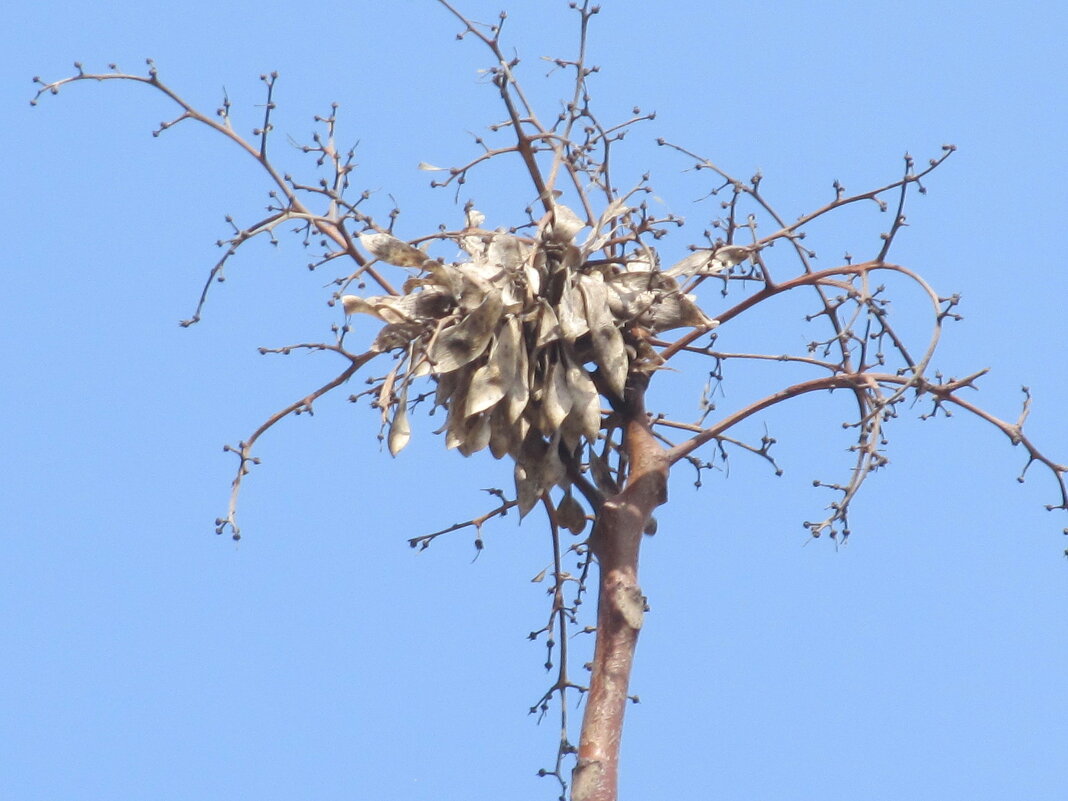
[342,204,741,515]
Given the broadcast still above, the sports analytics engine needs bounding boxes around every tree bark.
[571,406,668,801]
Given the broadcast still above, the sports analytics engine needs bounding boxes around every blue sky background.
[4,2,1068,799]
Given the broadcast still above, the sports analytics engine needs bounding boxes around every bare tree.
[31,3,1066,800]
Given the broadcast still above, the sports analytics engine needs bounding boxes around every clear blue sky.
[4,2,1067,799]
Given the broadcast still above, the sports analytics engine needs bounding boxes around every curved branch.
[33,64,398,299]
[217,348,379,540]
[666,371,1067,515]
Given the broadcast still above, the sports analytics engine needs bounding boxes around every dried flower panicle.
[342,203,723,515]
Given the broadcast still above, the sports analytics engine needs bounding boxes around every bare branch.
[407,496,519,551]
[216,348,379,540]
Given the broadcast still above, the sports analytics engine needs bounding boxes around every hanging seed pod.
[514,434,548,517]
[456,412,492,457]
[539,434,567,493]
[488,402,518,460]
[388,380,411,456]
[556,491,588,534]
[533,301,562,348]
[561,353,601,445]
[505,326,531,423]
[464,320,518,419]
[557,277,589,342]
[588,447,621,495]
[579,274,628,398]
[541,356,574,431]
[427,290,504,373]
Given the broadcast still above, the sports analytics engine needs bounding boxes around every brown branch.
[216,348,378,540]
[406,498,518,550]
[657,139,956,249]
[667,373,874,465]
[656,261,943,389]
[940,388,1068,512]
[436,0,553,212]
[531,495,586,798]
[32,63,399,300]
[665,370,1067,531]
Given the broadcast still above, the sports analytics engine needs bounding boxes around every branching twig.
[216,348,378,540]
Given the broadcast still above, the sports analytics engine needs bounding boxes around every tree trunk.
[571,406,668,801]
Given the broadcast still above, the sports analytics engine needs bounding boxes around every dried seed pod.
[541,356,574,431]
[465,358,507,417]
[456,412,492,457]
[388,381,411,456]
[643,291,715,333]
[579,275,628,397]
[372,321,424,353]
[523,262,542,300]
[663,250,713,280]
[427,291,503,373]
[465,207,486,229]
[514,434,549,518]
[442,363,476,446]
[588,447,621,495]
[533,301,562,348]
[540,433,567,491]
[561,354,601,445]
[556,491,588,534]
[711,244,750,271]
[580,198,631,257]
[358,232,428,267]
[342,288,452,326]
[664,244,749,279]
[549,203,586,244]
[557,278,589,341]
[504,325,531,423]
[488,403,518,460]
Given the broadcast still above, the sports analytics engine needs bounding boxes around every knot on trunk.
[611,582,646,631]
